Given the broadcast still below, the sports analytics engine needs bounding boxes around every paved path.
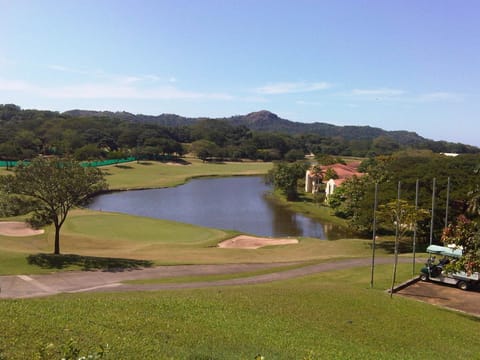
[0,257,409,299]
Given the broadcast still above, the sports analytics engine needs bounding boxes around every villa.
[305,161,363,200]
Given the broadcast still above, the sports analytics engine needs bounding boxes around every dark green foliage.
[2,105,478,167]
[329,175,375,235]
[74,144,106,161]
[324,168,339,180]
[315,153,345,165]
[0,193,39,217]
[284,149,305,162]
[0,158,107,254]
[330,151,480,240]
[268,161,309,200]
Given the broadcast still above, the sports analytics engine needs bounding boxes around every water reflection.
[87,176,350,239]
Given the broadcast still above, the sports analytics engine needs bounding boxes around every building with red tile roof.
[305,161,364,200]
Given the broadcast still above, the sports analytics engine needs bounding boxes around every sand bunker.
[0,222,44,237]
[218,235,298,249]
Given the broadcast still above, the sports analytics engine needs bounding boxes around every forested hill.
[1,104,478,162]
[229,110,410,141]
[64,108,471,150]
[63,109,198,127]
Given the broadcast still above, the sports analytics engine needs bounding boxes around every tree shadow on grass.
[27,253,154,272]
[114,164,134,169]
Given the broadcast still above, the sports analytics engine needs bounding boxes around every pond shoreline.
[87,176,351,239]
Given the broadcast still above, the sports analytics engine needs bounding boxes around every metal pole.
[445,177,450,228]
[412,179,419,276]
[390,181,401,298]
[370,182,378,288]
[429,178,436,246]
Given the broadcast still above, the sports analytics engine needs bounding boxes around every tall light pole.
[429,178,436,246]
[370,182,378,288]
[412,179,419,276]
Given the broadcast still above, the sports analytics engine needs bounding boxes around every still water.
[87,176,351,239]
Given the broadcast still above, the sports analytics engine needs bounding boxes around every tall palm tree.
[309,165,324,194]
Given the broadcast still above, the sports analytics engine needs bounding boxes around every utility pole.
[429,178,436,246]
[445,177,450,228]
[390,181,401,298]
[370,182,378,288]
[412,179,419,276]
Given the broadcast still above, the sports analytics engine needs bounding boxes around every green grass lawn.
[0,209,381,275]
[1,263,478,360]
[102,157,273,190]
[2,158,472,359]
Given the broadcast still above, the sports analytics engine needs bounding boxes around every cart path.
[0,257,413,299]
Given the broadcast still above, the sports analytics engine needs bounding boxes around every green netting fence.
[0,157,136,168]
[80,157,136,167]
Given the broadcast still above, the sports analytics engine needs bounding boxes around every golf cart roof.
[426,245,463,258]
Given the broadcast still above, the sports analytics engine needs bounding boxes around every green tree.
[324,168,339,180]
[74,144,106,161]
[191,140,220,161]
[284,149,305,162]
[377,199,430,239]
[442,215,480,274]
[268,161,308,200]
[328,175,371,232]
[0,158,107,254]
[309,165,324,193]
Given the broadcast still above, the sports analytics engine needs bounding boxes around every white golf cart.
[420,245,480,291]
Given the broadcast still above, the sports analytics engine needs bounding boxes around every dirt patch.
[218,235,298,249]
[397,280,480,317]
[0,221,44,237]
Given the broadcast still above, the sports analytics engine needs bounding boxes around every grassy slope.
[2,160,474,359]
[0,209,378,275]
[1,264,478,360]
[102,158,273,190]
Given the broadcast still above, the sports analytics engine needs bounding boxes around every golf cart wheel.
[419,273,429,281]
[457,281,469,291]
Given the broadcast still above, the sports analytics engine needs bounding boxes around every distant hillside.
[63,110,197,127]
[229,110,388,140]
[63,109,473,151]
[2,104,478,162]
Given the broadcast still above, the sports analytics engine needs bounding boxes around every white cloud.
[0,77,233,101]
[0,78,34,91]
[255,81,332,95]
[51,83,233,100]
[296,100,323,106]
[416,92,463,102]
[47,65,167,85]
[351,88,406,97]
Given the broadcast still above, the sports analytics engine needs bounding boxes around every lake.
[87,176,351,239]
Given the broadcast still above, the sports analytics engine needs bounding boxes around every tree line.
[2,104,478,165]
[266,150,480,271]
[327,150,480,242]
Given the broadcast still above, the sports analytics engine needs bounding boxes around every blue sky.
[1,0,479,146]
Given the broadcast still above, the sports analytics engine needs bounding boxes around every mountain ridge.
[63,109,430,144]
